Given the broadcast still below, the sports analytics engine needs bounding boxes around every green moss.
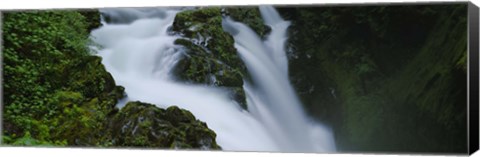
[106,102,221,149]
[225,7,270,38]
[78,9,102,32]
[172,8,248,109]
[67,56,117,98]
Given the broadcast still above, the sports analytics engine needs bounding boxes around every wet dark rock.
[172,8,248,109]
[106,101,221,149]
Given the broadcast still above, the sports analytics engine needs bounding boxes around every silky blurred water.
[90,6,336,152]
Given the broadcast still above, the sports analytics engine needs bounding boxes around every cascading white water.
[90,6,335,152]
[222,6,336,152]
[259,6,291,76]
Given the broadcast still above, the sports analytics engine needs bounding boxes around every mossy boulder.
[106,101,221,149]
[49,93,110,146]
[224,7,271,38]
[45,59,125,146]
[172,8,248,109]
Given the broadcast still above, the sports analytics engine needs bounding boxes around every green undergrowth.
[2,10,118,145]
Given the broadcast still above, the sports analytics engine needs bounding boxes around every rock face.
[171,7,249,109]
[277,4,468,153]
[106,102,221,149]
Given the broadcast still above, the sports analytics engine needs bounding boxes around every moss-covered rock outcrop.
[224,7,270,38]
[2,10,221,149]
[172,8,248,109]
[78,10,102,32]
[278,4,468,153]
[106,102,221,149]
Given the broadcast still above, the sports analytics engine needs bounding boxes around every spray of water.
[90,6,335,152]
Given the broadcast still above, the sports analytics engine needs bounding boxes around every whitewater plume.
[223,6,336,152]
[90,6,336,152]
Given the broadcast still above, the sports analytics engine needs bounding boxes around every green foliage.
[2,10,121,146]
[3,10,86,141]
[3,11,90,57]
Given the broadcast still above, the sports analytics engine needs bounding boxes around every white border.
[0,147,468,157]
[0,0,478,157]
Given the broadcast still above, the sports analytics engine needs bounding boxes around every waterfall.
[90,6,335,152]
